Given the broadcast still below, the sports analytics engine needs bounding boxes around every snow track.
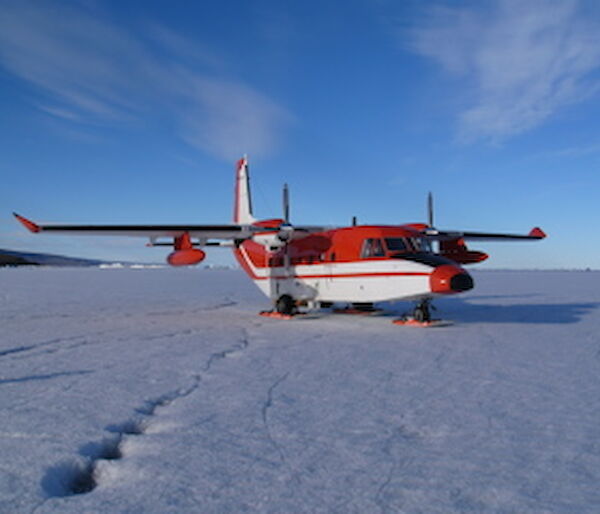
[1,268,600,513]
[40,329,253,500]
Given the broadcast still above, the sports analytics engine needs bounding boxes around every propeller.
[280,183,293,272]
[424,191,439,237]
[427,192,434,228]
[283,183,290,224]
[278,183,294,243]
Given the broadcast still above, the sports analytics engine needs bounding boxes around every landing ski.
[392,318,453,327]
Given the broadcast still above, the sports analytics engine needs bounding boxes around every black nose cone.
[450,273,474,292]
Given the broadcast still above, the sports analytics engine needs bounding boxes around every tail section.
[233,156,256,224]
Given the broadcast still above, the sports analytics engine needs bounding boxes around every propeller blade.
[283,183,290,224]
[427,192,434,228]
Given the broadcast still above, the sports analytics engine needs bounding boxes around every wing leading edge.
[423,227,546,241]
[13,213,255,241]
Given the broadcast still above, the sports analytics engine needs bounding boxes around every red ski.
[392,318,453,327]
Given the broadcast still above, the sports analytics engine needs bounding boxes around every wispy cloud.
[409,0,600,142]
[0,0,290,159]
[536,140,600,158]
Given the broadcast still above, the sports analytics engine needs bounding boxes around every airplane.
[13,156,546,325]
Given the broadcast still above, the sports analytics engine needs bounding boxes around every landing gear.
[259,294,298,319]
[392,299,451,326]
[413,299,432,322]
[275,294,296,316]
[259,294,299,319]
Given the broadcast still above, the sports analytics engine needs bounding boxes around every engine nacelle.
[277,223,294,242]
[440,238,488,264]
[252,232,286,250]
[167,249,206,266]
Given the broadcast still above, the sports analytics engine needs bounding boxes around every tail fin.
[233,155,256,224]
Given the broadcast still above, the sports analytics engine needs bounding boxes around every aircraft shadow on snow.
[430,294,599,324]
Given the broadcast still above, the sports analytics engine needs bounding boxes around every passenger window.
[410,237,432,253]
[361,238,385,258]
[385,238,408,253]
[372,239,384,256]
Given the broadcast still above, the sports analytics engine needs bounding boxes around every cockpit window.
[409,237,432,253]
[385,238,409,253]
[361,238,385,258]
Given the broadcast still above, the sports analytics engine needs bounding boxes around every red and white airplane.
[14,156,545,324]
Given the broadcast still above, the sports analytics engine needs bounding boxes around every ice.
[0,267,599,512]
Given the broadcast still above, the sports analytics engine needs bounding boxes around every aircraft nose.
[430,265,474,294]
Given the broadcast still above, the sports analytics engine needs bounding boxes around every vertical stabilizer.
[233,155,256,224]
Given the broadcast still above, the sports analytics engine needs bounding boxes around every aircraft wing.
[422,227,546,241]
[13,213,255,241]
[13,213,332,242]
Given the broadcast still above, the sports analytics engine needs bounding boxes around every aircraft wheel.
[276,295,296,315]
[414,301,431,322]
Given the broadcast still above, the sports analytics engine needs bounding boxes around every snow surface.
[1,267,599,513]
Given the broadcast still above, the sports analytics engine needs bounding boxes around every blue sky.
[1,0,599,268]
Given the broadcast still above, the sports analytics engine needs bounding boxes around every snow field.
[0,267,599,512]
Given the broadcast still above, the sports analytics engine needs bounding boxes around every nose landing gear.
[413,299,432,322]
[393,299,450,327]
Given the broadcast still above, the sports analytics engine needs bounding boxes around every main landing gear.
[275,294,296,316]
[259,295,298,319]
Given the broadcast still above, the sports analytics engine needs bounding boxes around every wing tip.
[13,212,41,233]
[529,227,546,239]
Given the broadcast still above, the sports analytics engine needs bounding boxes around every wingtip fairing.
[529,227,546,239]
[13,213,41,233]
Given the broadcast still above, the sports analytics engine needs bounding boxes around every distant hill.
[0,248,105,267]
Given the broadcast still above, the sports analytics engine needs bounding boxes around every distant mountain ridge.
[0,248,105,267]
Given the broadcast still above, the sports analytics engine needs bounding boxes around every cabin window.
[361,238,385,258]
[409,237,432,253]
[384,238,409,253]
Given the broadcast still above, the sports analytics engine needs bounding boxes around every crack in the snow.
[261,372,289,464]
[203,336,249,373]
[375,461,398,514]
[0,331,117,365]
[0,344,41,357]
[374,424,419,513]
[204,299,238,311]
[0,334,96,359]
[146,299,238,318]
[41,332,251,498]
[0,370,94,386]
